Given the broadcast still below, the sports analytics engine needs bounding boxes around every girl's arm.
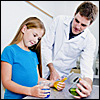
[1,61,50,98]
[1,61,31,96]
[37,66,65,91]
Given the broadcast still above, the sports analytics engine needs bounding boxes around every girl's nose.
[34,37,38,44]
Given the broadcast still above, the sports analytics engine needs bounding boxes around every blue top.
[1,44,39,99]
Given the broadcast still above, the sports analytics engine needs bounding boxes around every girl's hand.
[30,85,51,98]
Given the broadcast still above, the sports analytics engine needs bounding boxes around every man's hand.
[50,69,61,81]
[74,78,92,99]
[47,63,61,81]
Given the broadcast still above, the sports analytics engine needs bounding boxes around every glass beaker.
[39,81,51,98]
[69,77,81,96]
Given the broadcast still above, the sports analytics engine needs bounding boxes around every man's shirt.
[41,15,96,81]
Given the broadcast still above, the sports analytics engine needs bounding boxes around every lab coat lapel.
[54,26,65,58]
[54,18,70,58]
[64,17,73,41]
[66,30,87,43]
[64,24,70,41]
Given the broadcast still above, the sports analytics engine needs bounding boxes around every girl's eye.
[33,34,37,37]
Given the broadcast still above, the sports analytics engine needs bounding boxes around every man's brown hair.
[75,1,98,24]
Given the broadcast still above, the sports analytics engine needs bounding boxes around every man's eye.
[75,18,79,23]
[81,24,87,27]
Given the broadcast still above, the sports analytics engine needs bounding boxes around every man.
[41,1,98,98]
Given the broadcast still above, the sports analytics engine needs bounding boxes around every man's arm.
[47,63,61,80]
[75,31,96,99]
[83,77,92,88]
[80,31,96,82]
[41,16,61,79]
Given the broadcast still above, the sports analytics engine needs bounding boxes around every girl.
[1,17,65,99]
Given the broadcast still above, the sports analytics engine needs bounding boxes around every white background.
[1,1,99,52]
[1,1,99,99]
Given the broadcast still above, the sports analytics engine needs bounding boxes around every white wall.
[1,1,54,53]
[32,1,99,48]
[1,1,99,99]
[1,1,99,53]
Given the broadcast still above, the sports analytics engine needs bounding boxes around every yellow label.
[61,77,67,82]
[79,78,81,81]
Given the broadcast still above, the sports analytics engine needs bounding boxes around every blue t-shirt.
[1,44,39,99]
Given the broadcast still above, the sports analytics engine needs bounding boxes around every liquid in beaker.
[69,78,81,96]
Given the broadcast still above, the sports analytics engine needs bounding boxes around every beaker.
[39,81,51,98]
[69,77,81,96]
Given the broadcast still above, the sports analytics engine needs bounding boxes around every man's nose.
[76,23,81,29]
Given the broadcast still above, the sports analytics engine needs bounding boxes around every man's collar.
[63,16,87,39]
[63,16,73,26]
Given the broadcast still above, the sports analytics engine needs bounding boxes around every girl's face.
[22,25,44,47]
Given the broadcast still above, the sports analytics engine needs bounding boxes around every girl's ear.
[21,25,27,33]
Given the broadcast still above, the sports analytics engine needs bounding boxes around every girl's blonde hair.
[9,17,45,50]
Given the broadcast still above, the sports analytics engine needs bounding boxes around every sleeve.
[1,46,14,65]
[80,35,96,81]
[41,16,59,67]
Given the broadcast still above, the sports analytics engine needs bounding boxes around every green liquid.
[69,88,80,96]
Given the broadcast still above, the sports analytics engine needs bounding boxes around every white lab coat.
[41,15,96,81]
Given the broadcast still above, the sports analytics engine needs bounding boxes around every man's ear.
[21,25,27,33]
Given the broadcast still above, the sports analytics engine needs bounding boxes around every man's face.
[72,12,91,34]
